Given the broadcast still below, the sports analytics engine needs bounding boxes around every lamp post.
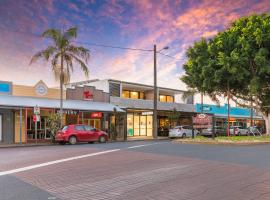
[153,45,169,139]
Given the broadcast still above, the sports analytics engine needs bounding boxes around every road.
[1,141,270,200]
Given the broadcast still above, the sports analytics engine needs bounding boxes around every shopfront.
[127,111,153,137]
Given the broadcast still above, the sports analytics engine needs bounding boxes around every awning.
[0,95,125,112]
[215,114,263,119]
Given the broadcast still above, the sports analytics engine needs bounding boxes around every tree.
[47,113,61,141]
[181,14,270,134]
[30,27,90,126]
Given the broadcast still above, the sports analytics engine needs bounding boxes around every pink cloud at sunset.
[0,0,270,91]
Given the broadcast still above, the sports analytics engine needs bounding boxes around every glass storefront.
[127,112,153,137]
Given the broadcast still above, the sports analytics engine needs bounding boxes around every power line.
[73,41,152,52]
[0,26,152,52]
[158,52,185,61]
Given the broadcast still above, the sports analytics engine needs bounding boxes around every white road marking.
[0,149,120,177]
[126,142,161,149]
[0,142,163,177]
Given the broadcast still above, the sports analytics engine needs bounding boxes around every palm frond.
[66,45,90,63]
[42,29,61,45]
[68,54,89,77]
[63,27,77,40]
[30,46,57,65]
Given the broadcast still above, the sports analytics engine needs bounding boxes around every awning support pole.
[19,108,22,144]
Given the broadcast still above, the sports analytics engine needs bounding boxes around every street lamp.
[153,45,169,139]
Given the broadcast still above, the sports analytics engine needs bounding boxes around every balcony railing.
[110,96,195,112]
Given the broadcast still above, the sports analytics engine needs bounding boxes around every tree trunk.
[201,92,204,113]
[263,113,270,135]
[60,54,64,127]
[227,83,230,137]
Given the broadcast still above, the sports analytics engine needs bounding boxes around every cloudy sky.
[0,0,270,91]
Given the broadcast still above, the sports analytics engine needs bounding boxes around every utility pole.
[153,44,158,139]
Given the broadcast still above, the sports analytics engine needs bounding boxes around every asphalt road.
[1,141,270,200]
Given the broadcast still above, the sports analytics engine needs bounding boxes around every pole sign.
[34,105,40,115]
[33,115,40,122]
[193,113,212,129]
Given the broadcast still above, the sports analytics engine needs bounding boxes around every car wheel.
[69,136,77,145]
[99,136,106,143]
[182,133,186,138]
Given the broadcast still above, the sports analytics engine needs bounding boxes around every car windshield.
[62,126,68,131]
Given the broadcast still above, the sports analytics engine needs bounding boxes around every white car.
[230,126,249,136]
[169,126,198,138]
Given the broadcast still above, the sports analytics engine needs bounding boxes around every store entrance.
[84,119,101,129]
[127,112,153,137]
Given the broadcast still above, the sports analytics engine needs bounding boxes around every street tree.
[181,14,270,134]
[30,27,90,126]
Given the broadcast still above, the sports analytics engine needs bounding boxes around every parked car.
[248,126,262,136]
[230,126,249,136]
[55,124,108,145]
[202,126,227,137]
[169,126,198,138]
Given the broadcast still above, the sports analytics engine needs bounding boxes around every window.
[159,95,166,102]
[130,91,139,99]
[166,96,174,102]
[122,90,130,98]
[75,125,85,131]
[62,126,69,131]
[84,125,95,131]
[159,95,174,102]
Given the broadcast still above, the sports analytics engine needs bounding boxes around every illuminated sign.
[91,112,102,118]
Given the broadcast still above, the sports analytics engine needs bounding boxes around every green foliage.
[181,14,270,116]
[30,27,90,83]
[47,113,61,140]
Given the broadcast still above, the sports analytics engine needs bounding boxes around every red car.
[55,124,108,145]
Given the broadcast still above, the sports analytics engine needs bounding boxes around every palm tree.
[30,27,90,126]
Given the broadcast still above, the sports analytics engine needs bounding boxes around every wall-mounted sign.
[83,91,93,100]
[202,106,211,111]
[56,110,79,115]
[91,112,102,118]
[142,111,153,115]
[0,81,12,94]
[35,81,48,96]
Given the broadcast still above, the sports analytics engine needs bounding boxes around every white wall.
[86,80,110,93]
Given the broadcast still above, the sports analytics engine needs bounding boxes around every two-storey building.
[67,79,195,138]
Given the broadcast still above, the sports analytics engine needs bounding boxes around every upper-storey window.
[159,95,174,102]
[122,90,145,99]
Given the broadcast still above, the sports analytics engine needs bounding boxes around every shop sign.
[91,112,102,118]
[193,113,212,125]
[33,115,40,122]
[142,111,153,115]
[202,106,211,111]
[34,105,40,115]
[83,91,94,101]
[56,110,79,115]
[0,81,12,94]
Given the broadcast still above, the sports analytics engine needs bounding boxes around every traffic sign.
[34,105,40,115]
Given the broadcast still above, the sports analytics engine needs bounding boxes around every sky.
[0,0,270,92]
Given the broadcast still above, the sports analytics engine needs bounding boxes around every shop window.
[127,114,134,136]
[134,115,140,136]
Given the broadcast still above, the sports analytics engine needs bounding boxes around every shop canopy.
[215,114,263,119]
[0,95,125,112]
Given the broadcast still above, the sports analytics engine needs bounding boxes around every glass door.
[127,114,134,136]
[140,116,147,136]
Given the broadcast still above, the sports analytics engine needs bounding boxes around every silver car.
[230,126,249,136]
[169,126,198,138]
